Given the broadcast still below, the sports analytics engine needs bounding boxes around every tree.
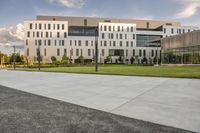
[9,53,21,63]
[105,56,111,64]
[51,56,57,63]
[21,55,27,67]
[130,56,135,64]
[76,55,84,64]
[141,57,148,64]
[118,56,124,64]
[62,54,69,66]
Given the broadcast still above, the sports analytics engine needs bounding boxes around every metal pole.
[157,43,159,66]
[95,29,98,72]
[13,46,16,70]
[38,44,41,71]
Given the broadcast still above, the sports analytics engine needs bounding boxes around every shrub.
[51,56,57,63]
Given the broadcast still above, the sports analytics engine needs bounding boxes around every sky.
[0,0,200,53]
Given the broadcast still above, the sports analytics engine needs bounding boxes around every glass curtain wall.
[162,45,200,64]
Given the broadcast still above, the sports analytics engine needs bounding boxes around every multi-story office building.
[24,16,198,63]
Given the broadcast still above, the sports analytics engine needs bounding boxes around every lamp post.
[95,29,98,72]
[13,45,16,70]
[37,44,41,71]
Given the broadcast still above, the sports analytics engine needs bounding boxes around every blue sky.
[0,0,200,52]
[0,0,200,27]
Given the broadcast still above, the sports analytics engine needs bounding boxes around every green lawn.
[15,64,200,79]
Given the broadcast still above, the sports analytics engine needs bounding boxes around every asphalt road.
[0,85,193,133]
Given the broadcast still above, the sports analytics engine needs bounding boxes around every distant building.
[24,16,198,63]
[161,30,200,64]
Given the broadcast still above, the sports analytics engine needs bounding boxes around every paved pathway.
[0,70,200,132]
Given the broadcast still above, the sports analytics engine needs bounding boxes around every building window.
[139,49,142,57]
[38,40,42,46]
[48,40,51,46]
[143,50,146,57]
[48,24,51,30]
[147,22,150,29]
[30,23,32,29]
[171,28,174,34]
[133,34,135,39]
[84,19,87,26]
[109,26,111,31]
[44,24,46,30]
[62,24,64,30]
[53,24,55,30]
[76,49,79,56]
[78,40,81,46]
[113,41,116,47]
[111,33,113,39]
[39,24,42,30]
[120,41,123,47]
[126,41,129,47]
[35,24,37,29]
[55,40,57,46]
[57,32,60,38]
[183,29,185,33]
[104,41,107,47]
[152,50,154,56]
[27,48,29,56]
[88,49,91,56]
[33,32,35,37]
[85,40,88,46]
[127,27,129,32]
[104,26,107,31]
[116,33,118,39]
[37,32,39,38]
[44,48,47,56]
[133,49,135,56]
[64,49,67,55]
[91,41,93,46]
[120,34,123,39]
[75,40,77,46]
[44,40,46,46]
[131,41,133,47]
[35,40,37,46]
[27,32,30,37]
[26,40,28,46]
[64,32,67,38]
[41,32,43,37]
[102,33,105,39]
[131,27,134,32]
[102,49,105,56]
[118,26,120,32]
[126,49,128,56]
[57,24,60,30]
[62,40,65,46]
[46,32,48,38]
[70,40,72,46]
[57,48,60,56]
[164,28,166,33]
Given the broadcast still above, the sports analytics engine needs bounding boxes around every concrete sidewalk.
[0,70,200,132]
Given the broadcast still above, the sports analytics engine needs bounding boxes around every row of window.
[27,31,68,38]
[26,39,135,48]
[100,25,135,32]
[29,23,65,30]
[163,28,191,34]
[101,33,135,40]
[27,48,160,58]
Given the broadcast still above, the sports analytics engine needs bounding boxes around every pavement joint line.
[109,78,170,113]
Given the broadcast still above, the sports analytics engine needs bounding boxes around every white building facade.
[24,16,198,64]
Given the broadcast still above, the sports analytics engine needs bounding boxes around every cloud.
[49,0,86,8]
[174,0,200,19]
[0,24,24,46]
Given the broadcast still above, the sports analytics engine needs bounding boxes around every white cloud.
[0,24,24,46]
[49,0,86,8]
[175,0,200,19]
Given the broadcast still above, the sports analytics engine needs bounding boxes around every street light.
[95,28,98,72]
[13,45,16,70]
[37,42,41,71]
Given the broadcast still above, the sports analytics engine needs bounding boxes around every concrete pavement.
[0,70,200,132]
